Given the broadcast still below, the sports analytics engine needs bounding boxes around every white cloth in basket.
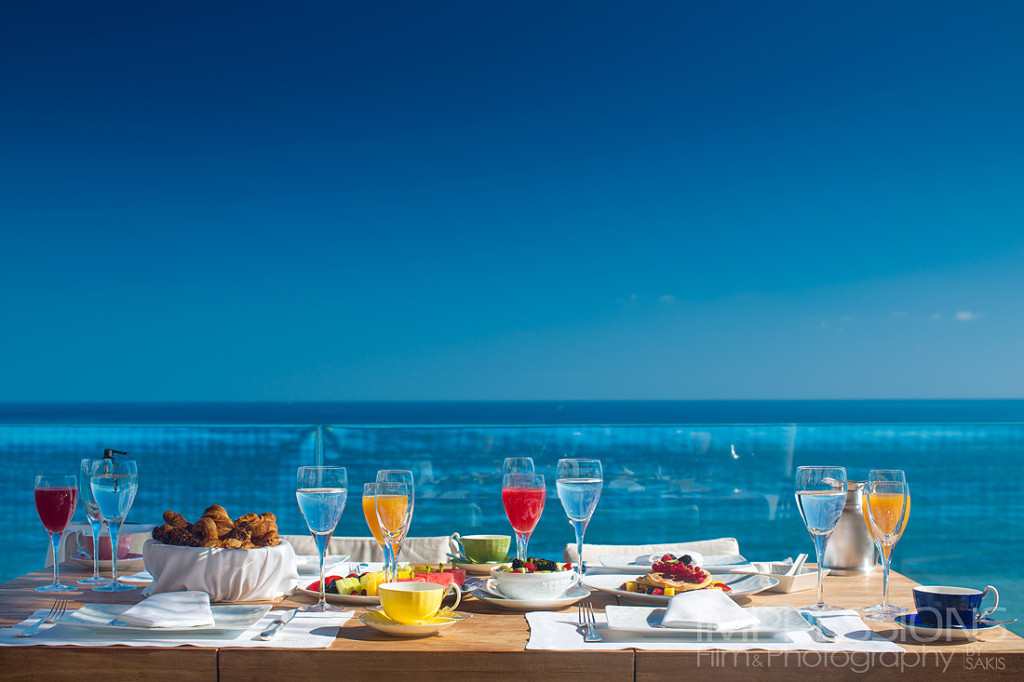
[143,539,299,602]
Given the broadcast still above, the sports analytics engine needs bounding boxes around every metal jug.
[823,481,876,575]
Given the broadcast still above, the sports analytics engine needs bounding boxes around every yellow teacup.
[377,581,462,625]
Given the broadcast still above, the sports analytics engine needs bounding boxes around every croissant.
[193,516,219,541]
[163,510,189,529]
[202,505,231,522]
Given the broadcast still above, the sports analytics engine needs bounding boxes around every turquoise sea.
[2,400,1021,634]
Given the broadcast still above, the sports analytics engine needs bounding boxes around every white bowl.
[729,565,827,593]
[489,566,579,600]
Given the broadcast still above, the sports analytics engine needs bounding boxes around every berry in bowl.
[490,558,579,600]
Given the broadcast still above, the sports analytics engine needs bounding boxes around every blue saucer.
[894,613,1001,642]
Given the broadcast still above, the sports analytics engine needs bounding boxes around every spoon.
[786,553,808,576]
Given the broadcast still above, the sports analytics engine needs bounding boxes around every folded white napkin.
[116,591,216,628]
[660,589,759,631]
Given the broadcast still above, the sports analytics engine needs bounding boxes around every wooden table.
[1,564,1021,681]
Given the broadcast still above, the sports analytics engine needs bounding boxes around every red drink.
[35,487,78,533]
[502,486,546,533]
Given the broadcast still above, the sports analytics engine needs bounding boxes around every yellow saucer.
[358,609,469,637]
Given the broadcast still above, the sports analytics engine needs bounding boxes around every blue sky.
[2,1,1022,401]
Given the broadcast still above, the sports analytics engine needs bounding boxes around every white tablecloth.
[0,608,350,649]
[526,608,903,652]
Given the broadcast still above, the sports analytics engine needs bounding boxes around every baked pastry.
[152,507,281,548]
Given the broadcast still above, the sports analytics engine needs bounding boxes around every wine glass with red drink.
[502,472,546,561]
[34,474,78,592]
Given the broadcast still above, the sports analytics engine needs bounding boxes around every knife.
[801,612,838,642]
[259,609,298,641]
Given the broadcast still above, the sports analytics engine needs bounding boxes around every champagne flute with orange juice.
[362,483,394,568]
[862,470,910,621]
[375,470,414,584]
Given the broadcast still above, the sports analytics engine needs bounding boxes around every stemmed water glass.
[502,457,535,475]
[556,459,602,574]
[375,470,414,584]
[34,474,78,592]
[296,466,348,612]
[862,470,910,621]
[89,457,138,592]
[794,465,847,611]
[77,458,110,586]
[502,472,545,561]
[362,482,394,568]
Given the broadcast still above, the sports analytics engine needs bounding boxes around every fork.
[578,601,601,642]
[17,599,69,638]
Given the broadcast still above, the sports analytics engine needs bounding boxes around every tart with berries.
[620,554,731,597]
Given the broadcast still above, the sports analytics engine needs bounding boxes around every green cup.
[452,533,511,564]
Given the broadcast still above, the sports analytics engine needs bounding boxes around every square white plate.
[60,603,272,634]
[605,605,813,638]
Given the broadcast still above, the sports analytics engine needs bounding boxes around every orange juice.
[863,492,910,558]
[362,495,384,544]
[374,494,409,535]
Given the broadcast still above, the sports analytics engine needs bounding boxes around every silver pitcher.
[823,481,876,575]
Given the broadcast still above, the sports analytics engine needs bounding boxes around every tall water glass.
[794,466,847,611]
[89,458,138,592]
[362,482,394,568]
[296,466,348,612]
[863,470,910,621]
[77,458,109,586]
[502,457,535,475]
[556,459,602,574]
[375,470,414,584]
[34,474,78,592]
[502,473,546,561]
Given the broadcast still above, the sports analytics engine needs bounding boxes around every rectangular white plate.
[598,554,747,573]
[605,605,813,637]
[60,603,272,634]
[295,554,350,575]
[582,572,777,605]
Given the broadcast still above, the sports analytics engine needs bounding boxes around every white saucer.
[470,580,590,611]
[358,609,469,637]
[456,561,511,575]
[895,613,1002,642]
[70,553,145,570]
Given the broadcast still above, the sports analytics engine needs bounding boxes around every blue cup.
[913,585,999,628]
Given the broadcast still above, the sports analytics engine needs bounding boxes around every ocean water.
[2,400,1021,634]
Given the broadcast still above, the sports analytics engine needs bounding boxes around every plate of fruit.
[582,554,777,605]
[301,565,468,605]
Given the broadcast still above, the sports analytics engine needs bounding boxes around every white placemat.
[525,609,903,652]
[0,608,351,648]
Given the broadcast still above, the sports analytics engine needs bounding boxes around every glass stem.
[49,531,61,586]
[382,541,394,581]
[570,518,587,574]
[90,521,103,579]
[515,531,529,561]
[880,544,891,611]
[108,521,121,585]
[813,533,827,608]
[318,542,327,608]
